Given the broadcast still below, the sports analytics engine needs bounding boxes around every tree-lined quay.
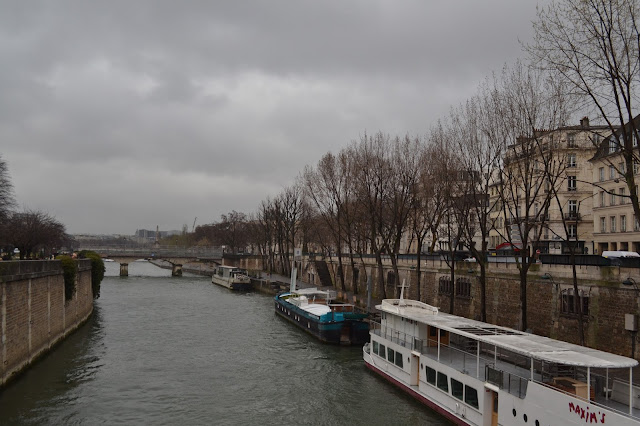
[179,1,640,345]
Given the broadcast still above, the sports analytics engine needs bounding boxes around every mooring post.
[172,264,183,277]
[120,263,128,277]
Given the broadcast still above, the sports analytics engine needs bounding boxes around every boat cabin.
[214,265,248,279]
[370,298,640,423]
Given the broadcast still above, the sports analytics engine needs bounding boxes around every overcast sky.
[1,1,547,235]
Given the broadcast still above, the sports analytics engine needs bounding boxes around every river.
[0,260,448,425]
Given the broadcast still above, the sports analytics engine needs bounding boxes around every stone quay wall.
[0,260,94,387]
[236,253,640,360]
[316,256,640,360]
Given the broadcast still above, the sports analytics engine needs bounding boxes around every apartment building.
[488,117,609,255]
[590,115,640,254]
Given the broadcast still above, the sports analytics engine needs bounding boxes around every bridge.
[78,245,223,276]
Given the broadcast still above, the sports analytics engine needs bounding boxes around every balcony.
[564,212,582,221]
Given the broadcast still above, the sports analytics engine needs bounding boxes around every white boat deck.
[382,331,640,420]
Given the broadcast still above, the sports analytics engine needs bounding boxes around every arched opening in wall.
[387,271,396,287]
[438,276,452,295]
[455,278,472,298]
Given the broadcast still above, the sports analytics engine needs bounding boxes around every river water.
[0,261,447,425]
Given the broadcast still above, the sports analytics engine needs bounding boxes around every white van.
[602,250,640,258]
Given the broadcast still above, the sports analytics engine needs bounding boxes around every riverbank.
[0,260,94,388]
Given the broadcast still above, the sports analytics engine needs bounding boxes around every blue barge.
[274,288,369,345]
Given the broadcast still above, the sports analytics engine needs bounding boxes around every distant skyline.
[1,1,548,234]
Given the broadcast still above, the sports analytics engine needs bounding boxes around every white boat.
[363,295,640,425]
[211,265,252,291]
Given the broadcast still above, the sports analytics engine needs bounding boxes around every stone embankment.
[0,260,94,387]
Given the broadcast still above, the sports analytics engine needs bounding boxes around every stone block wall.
[316,257,640,360]
[0,260,93,386]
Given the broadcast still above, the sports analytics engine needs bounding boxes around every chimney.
[580,116,590,128]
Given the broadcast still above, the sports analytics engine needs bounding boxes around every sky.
[0,0,548,235]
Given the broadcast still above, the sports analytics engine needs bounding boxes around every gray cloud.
[0,0,547,234]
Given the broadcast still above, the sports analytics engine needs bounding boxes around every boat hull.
[363,349,470,426]
[274,296,369,345]
[211,275,253,291]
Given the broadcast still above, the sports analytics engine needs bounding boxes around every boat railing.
[370,321,415,350]
[485,365,528,398]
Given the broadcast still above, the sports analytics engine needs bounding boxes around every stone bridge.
[80,246,223,276]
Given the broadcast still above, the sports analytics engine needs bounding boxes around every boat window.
[451,378,464,401]
[395,353,403,369]
[429,326,437,337]
[379,344,386,358]
[437,372,448,392]
[465,385,479,409]
[373,341,379,355]
[426,367,436,385]
[387,348,395,363]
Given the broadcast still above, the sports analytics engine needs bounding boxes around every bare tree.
[492,62,569,331]
[409,141,448,302]
[0,155,16,248]
[381,135,422,298]
[352,132,394,299]
[529,0,640,220]
[304,153,350,291]
[5,209,68,259]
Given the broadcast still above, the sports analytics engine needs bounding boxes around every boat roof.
[378,299,638,369]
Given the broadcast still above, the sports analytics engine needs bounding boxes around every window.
[561,289,589,317]
[621,215,627,232]
[567,175,577,191]
[635,162,640,175]
[609,138,618,153]
[620,187,627,204]
[395,353,403,368]
[599,167,605,182]
[451,378,464,401]
[373,341,379,355]
[611,216,617,232]
[465,386,479,409]
[379,344,386,358]
[387,347,394,363]
[426,366,436,385]
[455,278,472,298]
[437,372,449,392]
[636,215,640,232]
[610,165,616,179]
[568,200,577,214]
[568,224,577,238]
[567,133,576,148]
[611,191,616,206]
[600,191,605,207]
[619,162,626,175]
[438,276,452,295]
[600,217,606,233]
[567,153,576,167]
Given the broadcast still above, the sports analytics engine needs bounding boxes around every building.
[589,114,640,254]
[491,117,610,255]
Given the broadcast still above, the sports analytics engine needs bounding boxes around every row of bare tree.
[0,155,70,259]
[206,1,640,339]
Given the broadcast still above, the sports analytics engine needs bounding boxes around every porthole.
[523,414,528,422]
[535,421,540,426]
[512,409,516,417]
